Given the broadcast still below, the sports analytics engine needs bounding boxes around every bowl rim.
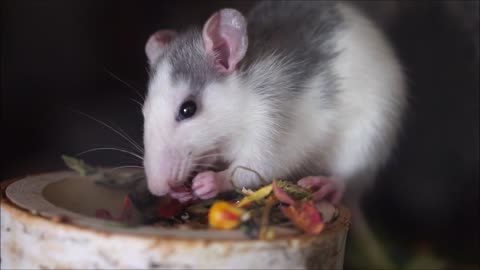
[2,171,351,244]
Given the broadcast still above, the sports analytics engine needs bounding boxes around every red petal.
[158,198,185,218]
[118,196,134,221]
[281,201,324,234]
[302,201,323,223]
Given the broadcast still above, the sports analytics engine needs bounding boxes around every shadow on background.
[2,1,478,269]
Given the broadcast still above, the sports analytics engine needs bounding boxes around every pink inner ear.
[145,30,176,65]
[202,9,248,74]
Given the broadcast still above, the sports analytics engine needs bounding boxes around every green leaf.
[275,180,312,201]
[61,155,97,176]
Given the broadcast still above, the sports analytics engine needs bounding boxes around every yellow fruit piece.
[208,201,246,230]
[236,184,273,208]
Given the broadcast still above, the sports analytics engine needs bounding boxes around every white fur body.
[215,3,405,194]
[143,2,406,199]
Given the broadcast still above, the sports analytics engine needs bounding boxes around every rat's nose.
[144,163,176,196]
[144,148,181,196]
[146,176,170,196]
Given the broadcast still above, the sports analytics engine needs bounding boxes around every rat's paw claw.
[170,192,193,203]
[169,186,193,203]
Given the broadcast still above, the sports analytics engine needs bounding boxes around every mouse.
[142,1,406,213]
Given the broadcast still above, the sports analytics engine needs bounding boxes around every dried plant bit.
[99,171,145,190]
[264,228,276,240]
[186,204,210,216]
[272,180,296,205]
[241,219,260,239]
[281,201,324,235]
[62,154,149,191]
[96,168,146,190]
[61,155,97,176]
[269,207,290,224]
[246,207,267,221]
[93,177,125,189]
[104,169,145,180]
[258,195,277,240]
[249,200,268,209]
[241,187,255,196]
[186,198,217,216]
[236,184,273,208]
[274,180,312,201]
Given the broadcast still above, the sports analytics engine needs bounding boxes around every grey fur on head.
[166,28,220,97]
[150,1,346,107]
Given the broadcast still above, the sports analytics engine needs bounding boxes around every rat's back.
[241,1,343,99]
[238,0,407,196]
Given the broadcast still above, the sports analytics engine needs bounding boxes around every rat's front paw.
[297,176,344,204]
[192,171,221,200]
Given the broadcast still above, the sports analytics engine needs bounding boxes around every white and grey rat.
[142,0,406,213]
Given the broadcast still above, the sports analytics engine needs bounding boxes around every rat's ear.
[202,9,248,74]
[145,30,177,66]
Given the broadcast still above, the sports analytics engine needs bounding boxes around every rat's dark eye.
[177,100,197,121]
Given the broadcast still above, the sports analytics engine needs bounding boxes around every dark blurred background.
[2,0,478,269]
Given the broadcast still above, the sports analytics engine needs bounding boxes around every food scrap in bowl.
[62,155,339,239]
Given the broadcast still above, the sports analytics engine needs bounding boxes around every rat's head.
[143,9,249,196]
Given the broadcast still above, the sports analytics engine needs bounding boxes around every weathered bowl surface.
[1,171,350,269]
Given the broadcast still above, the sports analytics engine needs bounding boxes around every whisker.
[107,165,145,172]
[114,125,144,153]
[71,110,144,154]
[145,66,153,79]
[183,163,219,178]
[76,147,144,161]
[104,68,145,101]
[130,98,144,109]
[193,151,225,158]
[192,153,225,161]
[190,163,219,168]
